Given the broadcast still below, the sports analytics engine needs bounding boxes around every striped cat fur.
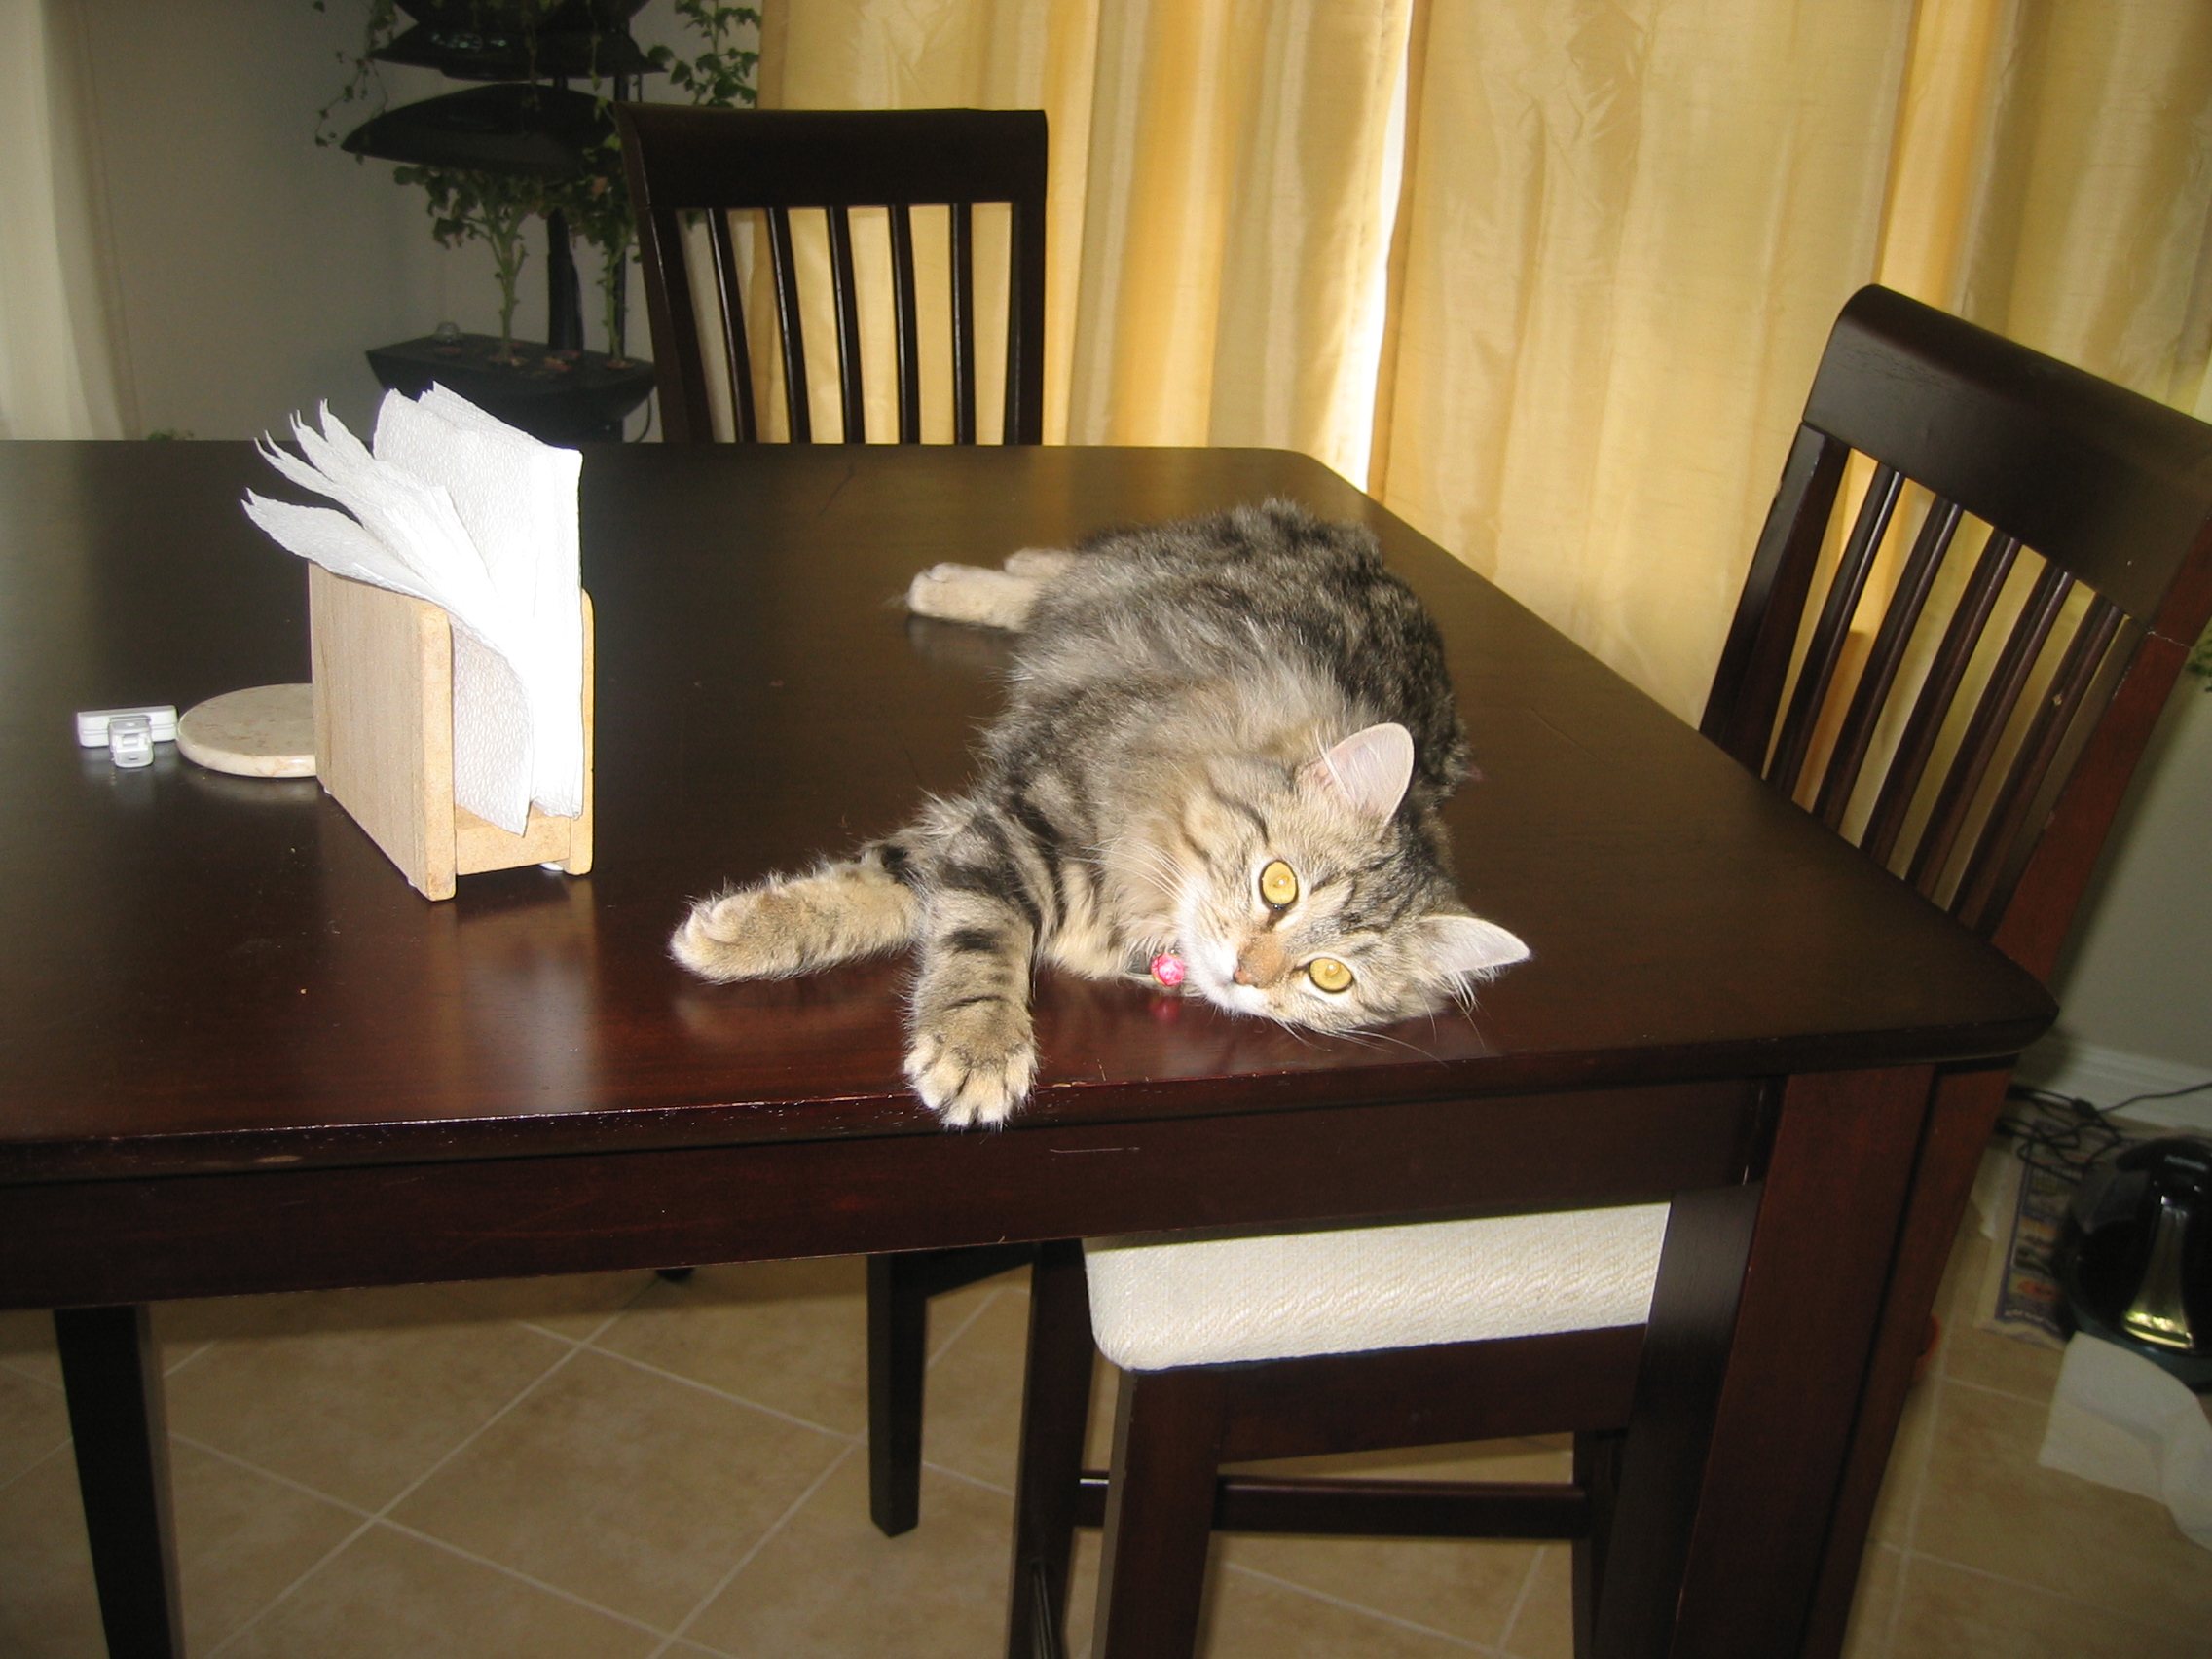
[672,500,1529,1126]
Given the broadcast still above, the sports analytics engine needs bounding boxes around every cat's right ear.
[1425,913,1530,979]
[1302,723,1415,820]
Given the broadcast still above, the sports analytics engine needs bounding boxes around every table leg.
[54,1304,185,1659]
[1799,1065,2012,1659]
[1618,1065,1934,1658]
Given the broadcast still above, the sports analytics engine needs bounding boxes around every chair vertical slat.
[1700,427,1851,772]
[1860,529,2022,868]
[636,205,710,442]
[890,204,922,444]
[1767,464,1904,797]
[1903,562,2074,903]
[1005,195,1044,443]
[765,207,812,443]
[707,210,758,442]
[950,201,977,445]
[1812,498,1964,829]
[827,206,866,443]
[1951,598,2126,934]
[616,106,1048,450]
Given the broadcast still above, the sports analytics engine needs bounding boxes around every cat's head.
[1171,723,1528,1032]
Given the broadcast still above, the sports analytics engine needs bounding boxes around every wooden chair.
[614,104,1048,445]
[616,101,1050,1537]
[1004,285,2212,1659]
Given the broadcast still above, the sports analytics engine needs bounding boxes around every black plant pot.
[367,333,655,445]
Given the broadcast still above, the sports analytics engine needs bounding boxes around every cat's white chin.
[1192,975,1273,1020]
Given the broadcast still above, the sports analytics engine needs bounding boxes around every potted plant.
[313,0,758,439]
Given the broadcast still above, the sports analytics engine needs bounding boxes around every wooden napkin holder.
[308,564,594,901]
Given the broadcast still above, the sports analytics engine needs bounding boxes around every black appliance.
[2059,1136,2212,1390]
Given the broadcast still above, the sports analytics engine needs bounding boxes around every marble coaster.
[176,683,316,778]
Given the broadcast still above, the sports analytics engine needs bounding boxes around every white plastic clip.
[107,713,155,769]
[77,705,178,747]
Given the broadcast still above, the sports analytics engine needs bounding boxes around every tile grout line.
[1493,1541,1548,1657]
[202,1338,595,1659]
[1936,1371,2063,1410]
[1890,1543,2212,1643]
[374,1514,682,1642]
[916,1456,1015,1499]
[1879,1373,1939,1659]
[160,1337,216,1380]
[645,1439,863,1659]
[928,1281,1014,1369]
[571,1339,867,1444]
[1217,1559,1500,1654]
[0,1352,61,1391]
[169,1431,378,1520]
[0,1434,79,1500]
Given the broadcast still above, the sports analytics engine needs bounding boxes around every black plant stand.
[368,334,655,444]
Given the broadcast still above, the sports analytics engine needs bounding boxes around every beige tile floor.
[2,1210,2207,1658]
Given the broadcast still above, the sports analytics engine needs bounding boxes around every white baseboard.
[2012,1035,2212,1131]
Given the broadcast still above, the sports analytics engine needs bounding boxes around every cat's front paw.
[904,1000,1038,1127]
[670,886,806,980]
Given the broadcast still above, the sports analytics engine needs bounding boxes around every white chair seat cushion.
[1083,1204,1670,1373]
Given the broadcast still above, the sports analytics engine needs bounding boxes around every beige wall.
[2048,680,2212,1077]
[64,0,686,439]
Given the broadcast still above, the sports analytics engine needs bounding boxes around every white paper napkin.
[2038,1333,2212,1549]
[242,389,585,834]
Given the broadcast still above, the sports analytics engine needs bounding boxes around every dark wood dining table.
[0,438,2053,1659]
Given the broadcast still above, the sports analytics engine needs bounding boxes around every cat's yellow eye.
[1259,860,1300,908]
[1307,957,1354,993]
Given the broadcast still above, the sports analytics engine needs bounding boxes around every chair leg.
[55,1305,185,1659]
[1571,1428,1624,1659]
[867,1252,931,1537]
[868,1242,1039,1537]
[1006,1241,1092,1659]
[1092,1364,1229,1659]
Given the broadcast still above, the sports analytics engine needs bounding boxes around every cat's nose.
[1234,939,1285,986]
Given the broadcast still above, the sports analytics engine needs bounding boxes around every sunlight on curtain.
[759,0,1408,472]
[761,0,2212,719]
[1370,2,1918,719]
[0,0,124,438]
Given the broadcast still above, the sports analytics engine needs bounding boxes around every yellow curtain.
[0,0,126,439]
[760,0,1409,464]
[761,0,2212,718]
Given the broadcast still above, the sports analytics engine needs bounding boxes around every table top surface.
[0,441,2053,1186]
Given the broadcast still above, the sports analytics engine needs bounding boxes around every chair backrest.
[1703,285,2212,982]
[614,104,1048,446]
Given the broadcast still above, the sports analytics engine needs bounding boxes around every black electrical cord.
[1997,1077,2212,1183]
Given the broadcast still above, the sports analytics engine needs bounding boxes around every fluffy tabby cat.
[671,500,1529,1126]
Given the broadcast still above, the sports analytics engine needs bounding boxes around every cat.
[671,499,1530,1126]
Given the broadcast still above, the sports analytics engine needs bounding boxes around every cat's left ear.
[1303,723,1415,820]
[1425,913,1530,978]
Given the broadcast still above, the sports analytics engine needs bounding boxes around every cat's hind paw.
[904,1000,1038,1127]
[906,562,1042,630]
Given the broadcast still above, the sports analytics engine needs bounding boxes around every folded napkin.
[242,388,585,834]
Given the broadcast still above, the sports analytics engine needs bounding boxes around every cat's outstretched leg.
[903,819,1043,1126]
[1001,547,1080,580]
[905,548,1076,630]
[672,842,918,981]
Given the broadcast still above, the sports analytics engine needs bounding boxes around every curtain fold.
[761,0,2212,717]
[0,0,127,439]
